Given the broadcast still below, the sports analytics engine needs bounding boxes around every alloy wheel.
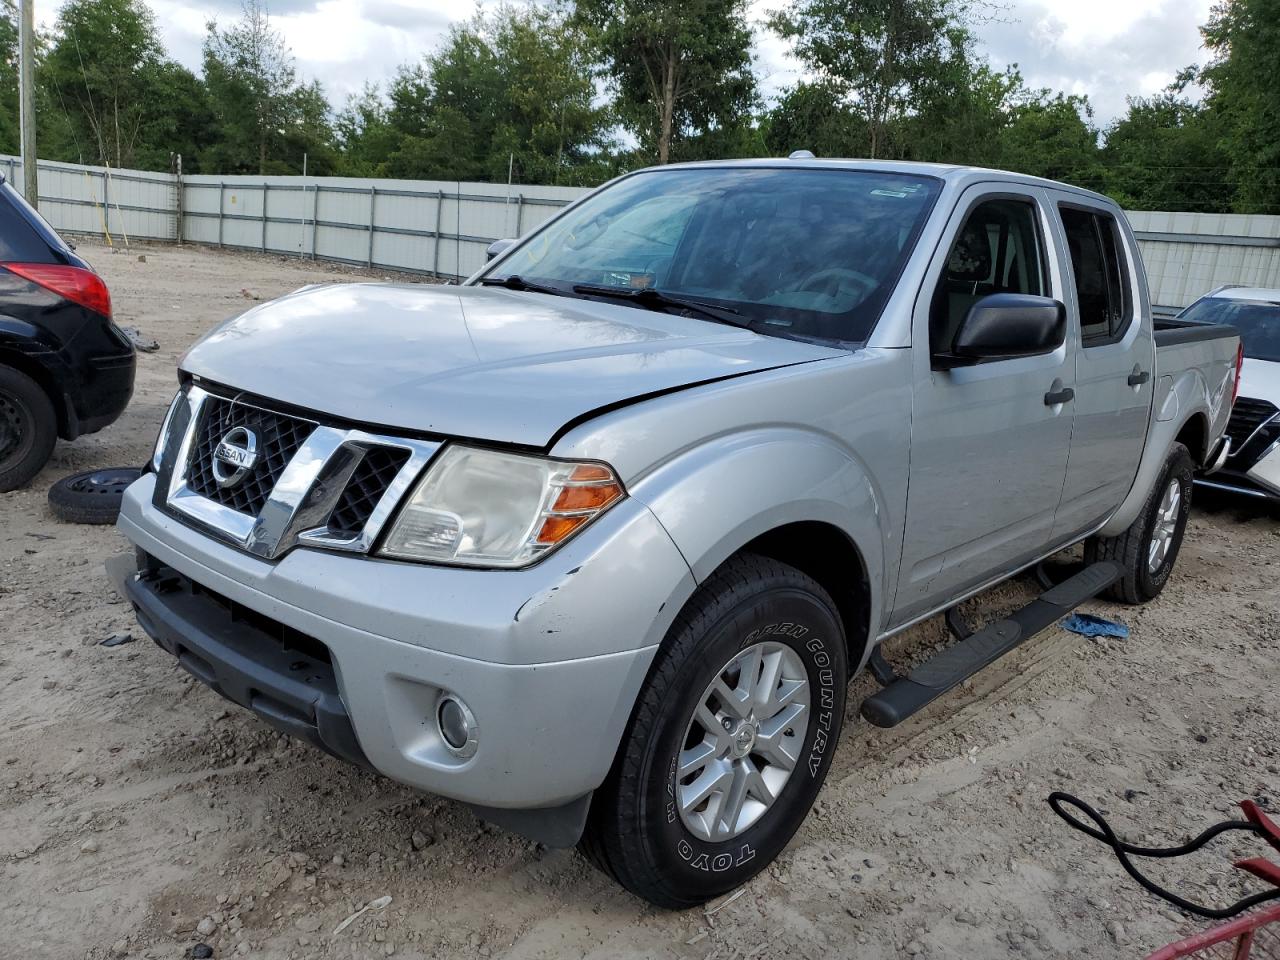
[676,641,811,842]
[1148,478,1182,574]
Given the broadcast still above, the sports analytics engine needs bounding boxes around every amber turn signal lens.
[535,514,590,544]
[553,482,623,512]
[569,464,614,482]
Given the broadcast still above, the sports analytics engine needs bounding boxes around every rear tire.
[0,366,57,493]
[1085,442,1194,604]
[581,553,847,908]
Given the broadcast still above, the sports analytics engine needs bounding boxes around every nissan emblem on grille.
[212,426,259,488]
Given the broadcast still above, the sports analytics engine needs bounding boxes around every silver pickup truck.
[113,159,1241,908]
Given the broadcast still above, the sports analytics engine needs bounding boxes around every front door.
[1050,199,1155,542]
[893,187,1075,626]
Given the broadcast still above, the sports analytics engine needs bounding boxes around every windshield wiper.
[572,284,751,329]
[478,274,568,298]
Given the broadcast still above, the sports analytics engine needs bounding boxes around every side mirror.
[935,293,1066,368]
[486,238,517,262]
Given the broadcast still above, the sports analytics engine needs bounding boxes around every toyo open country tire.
[0,366,58,494]
[581,553,847,908]
[1085,442,1194,605]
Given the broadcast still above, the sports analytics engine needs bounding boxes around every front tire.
[1085,442,1194,604]
[581,553,847,908]
[0,366,58,494]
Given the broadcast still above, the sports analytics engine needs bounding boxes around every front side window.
[484,167,943,342]
[1060,206,1132,344]
[929,197,1046,353]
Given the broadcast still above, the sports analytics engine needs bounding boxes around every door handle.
[1044,387,1075,406]
[1127,370,1151,387]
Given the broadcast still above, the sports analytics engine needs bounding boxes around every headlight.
[379,445,624,568]
[150,391,183,473]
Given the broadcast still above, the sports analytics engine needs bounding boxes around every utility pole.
[18,0,38,207]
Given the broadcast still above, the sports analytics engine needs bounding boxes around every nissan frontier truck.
[112,159,1240,907]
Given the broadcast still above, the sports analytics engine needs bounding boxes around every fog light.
[437,695,478,758]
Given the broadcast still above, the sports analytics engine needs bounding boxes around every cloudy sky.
[35,0,1216,127]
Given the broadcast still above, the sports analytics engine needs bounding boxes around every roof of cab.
[646,156,1119,208]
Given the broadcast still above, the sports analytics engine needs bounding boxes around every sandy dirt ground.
[2,239,1277,960]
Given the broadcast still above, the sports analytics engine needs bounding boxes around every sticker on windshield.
[871,189,910,199]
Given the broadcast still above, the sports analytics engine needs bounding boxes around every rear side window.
[0,180,70,263]
[1060,206,1132,344]
[930,197,1046,353]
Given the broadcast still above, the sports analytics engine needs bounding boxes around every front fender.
[626,427,892,640]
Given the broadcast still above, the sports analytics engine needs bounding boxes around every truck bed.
[1153,317,1241,347]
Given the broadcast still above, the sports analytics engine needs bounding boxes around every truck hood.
[182,283,844,447]
[1239,357,1280,405]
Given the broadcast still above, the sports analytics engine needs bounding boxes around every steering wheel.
[797,266,879,303]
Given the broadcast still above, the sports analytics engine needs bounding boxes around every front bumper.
[118,555,371,769]
[115,473,696,835]
[1196,437,1280,501]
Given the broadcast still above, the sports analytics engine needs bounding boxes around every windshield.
[1179,296,1280,362]
[481,167,943,342]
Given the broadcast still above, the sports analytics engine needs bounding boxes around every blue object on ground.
[1061,613,1129,639]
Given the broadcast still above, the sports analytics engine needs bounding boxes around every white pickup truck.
[113,159,1241,907]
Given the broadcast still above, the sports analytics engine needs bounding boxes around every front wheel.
[1085,442,1194,604]
[581,553,847,908]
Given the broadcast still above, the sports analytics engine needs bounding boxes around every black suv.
[0,175,135,491]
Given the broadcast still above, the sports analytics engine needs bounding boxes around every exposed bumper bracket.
[119,553,372,769]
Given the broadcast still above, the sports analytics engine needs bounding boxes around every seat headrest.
[948,223,992,282]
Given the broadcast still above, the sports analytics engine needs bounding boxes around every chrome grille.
[327,446,411,538]
[186,396,315,516]
[1225,397,1279,449]
[162,385,439,560]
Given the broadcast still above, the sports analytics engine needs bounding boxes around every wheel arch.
[0,347,74,439]
[629,429,895,671]
[737,521,873,677]
[1174,411,1210,465]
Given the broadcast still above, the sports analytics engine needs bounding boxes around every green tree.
[1101,75,1232,212]
[39,0,170,167]
[769,0,977,158]
[131,60,216,172]
[575,0,757,165]
[997,89,1102,186]
[900,62,1021,165]
[202,0,331,174]
[0,0,18,156]
[763,80,868,157]
[334,84,398,176]
[1201,0,1280,213]
[383,4,611,184]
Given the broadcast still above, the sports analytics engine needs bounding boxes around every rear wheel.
[0,366,57,493]
[581,553,847,908]
[1085,442,1194,604]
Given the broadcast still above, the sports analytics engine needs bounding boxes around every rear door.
[893,186,1075,626]
[1049,199,1154,542]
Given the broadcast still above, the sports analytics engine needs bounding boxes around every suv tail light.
[3,263,112,318]
[1230,341,1244,408]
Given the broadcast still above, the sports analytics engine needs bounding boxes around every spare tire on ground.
[48,467,143,524]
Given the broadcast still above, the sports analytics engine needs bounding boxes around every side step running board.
[861,560,1122,728]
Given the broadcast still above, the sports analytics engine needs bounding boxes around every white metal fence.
[5,154,1280,302]
[1,155,583,280]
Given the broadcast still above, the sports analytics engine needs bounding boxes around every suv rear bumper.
[114,473,696,840]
